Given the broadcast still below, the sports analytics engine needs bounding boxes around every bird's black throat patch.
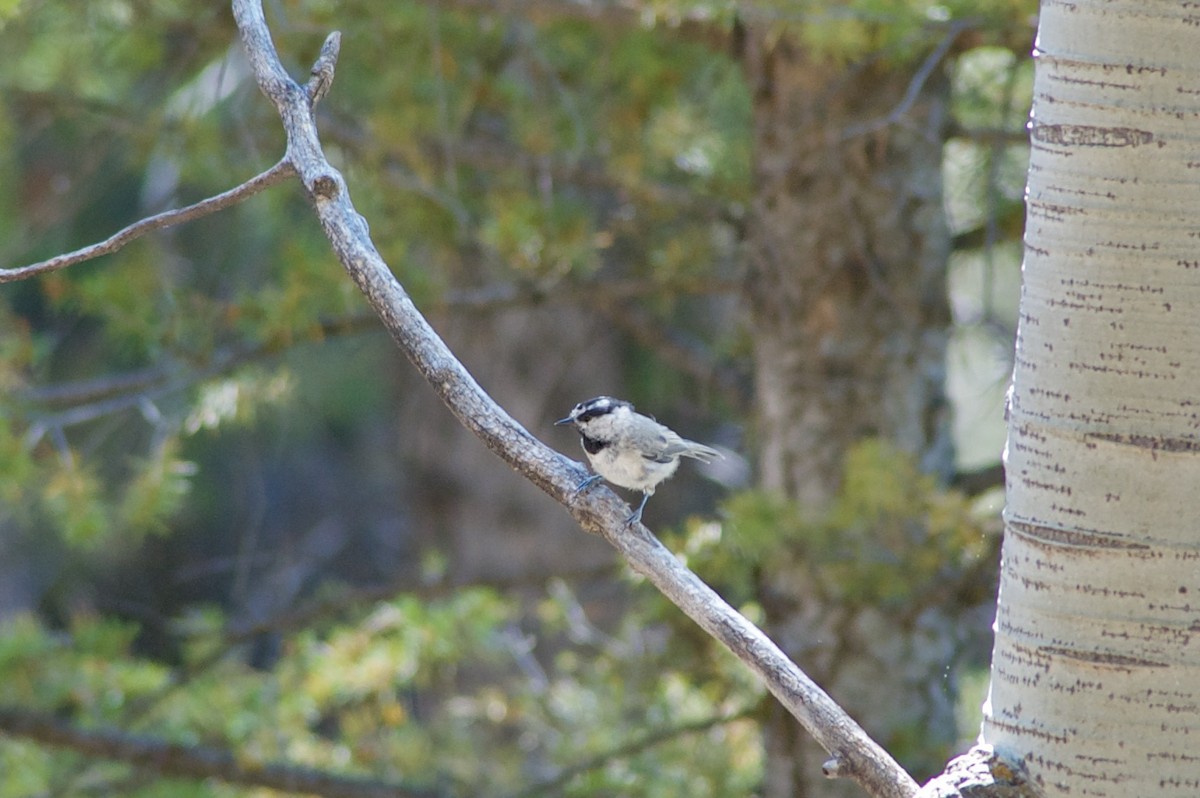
[580,434,609,455]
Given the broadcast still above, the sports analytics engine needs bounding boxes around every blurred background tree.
[0,1,1033,795]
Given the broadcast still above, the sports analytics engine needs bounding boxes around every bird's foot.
[574,473,603,493]
[624,493,651,527]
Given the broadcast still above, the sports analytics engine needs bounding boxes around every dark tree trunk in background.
[742,32,955,505]
[740,28,960,797]
[401,305,619,586]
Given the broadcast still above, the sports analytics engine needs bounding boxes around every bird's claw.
[624,493,651,527]
[574,473,603,493]
[571,473,649,528]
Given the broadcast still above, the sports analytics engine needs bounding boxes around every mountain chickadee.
[556,396,722,525]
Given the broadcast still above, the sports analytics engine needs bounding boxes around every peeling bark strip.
[1039,646,1168,669]
[1087,431,1200,453]
[1030,122,1155,147]
[1007,521,1151,550]
[227,2,919,797]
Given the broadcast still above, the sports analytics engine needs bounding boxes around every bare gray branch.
[0,161,294,284]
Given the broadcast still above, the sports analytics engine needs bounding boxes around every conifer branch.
[0,707,441,798]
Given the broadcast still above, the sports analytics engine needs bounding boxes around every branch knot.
[308,173,341,200]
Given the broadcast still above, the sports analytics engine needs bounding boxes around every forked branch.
[230,2,919,796]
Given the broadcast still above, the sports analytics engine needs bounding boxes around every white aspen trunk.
[984,2,1200,795]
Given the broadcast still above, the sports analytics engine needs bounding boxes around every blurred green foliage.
[0,586,764,796]
[671,440,992,607]
[0,0,1031,794]
[0,0,759,546]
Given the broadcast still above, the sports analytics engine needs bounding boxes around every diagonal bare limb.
[230,2,918,796]
[0,160,295,284]
[0,707,440,798]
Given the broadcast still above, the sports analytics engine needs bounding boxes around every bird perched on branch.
[556,396,722,525]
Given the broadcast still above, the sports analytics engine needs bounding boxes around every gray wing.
[633,417,722,463]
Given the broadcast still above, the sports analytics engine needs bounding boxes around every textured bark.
[740,27,959,798]
[985,2,1200,794]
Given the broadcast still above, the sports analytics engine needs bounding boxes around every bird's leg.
[574,473,604,493]
[626,491,652,526]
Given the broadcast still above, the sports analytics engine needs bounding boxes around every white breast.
[586,445,680,493]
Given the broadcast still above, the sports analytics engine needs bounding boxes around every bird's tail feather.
[681,441,722,463]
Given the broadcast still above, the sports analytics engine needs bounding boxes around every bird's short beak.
[554,416,573,426]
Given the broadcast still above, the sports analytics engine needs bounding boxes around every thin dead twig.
[0,160,295,284]
[513,705,758,798]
